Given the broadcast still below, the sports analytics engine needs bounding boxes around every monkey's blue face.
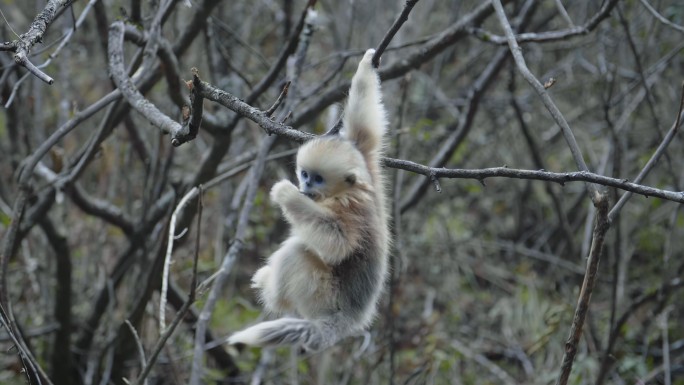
[298,169,326,200]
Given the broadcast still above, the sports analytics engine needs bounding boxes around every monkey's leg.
[252,246,295,314]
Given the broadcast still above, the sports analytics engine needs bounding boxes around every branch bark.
[108,21,191,146]
[4,0,75,84]
[555,195,610,385]
[194,77,684,205]
[492,0,601,203]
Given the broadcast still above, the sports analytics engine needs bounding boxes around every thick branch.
[68,183,135,236]
[40,218,73,383]
[107,21,190,146]
[6,0,74,84]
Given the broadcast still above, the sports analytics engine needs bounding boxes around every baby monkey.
[228,49,389,352]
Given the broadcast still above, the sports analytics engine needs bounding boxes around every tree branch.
[372,0,421,68]
[555,195,610,385]
[108,21,191,146]
[492,0,601,203]
[194,77,684,204]
[608,82,684,221]
[470,0,619,45]
[4,0,75,84]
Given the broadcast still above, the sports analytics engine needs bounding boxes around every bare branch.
[639,0,684,34]
[292,0,508,128]
[372,0,421,68]
[384,159,684,204]
[492,0,601,203]
[160,186,200,331]
[608,82,684,221]
[195,76,313,142]
[264,81,291,118]
[451,338,517,385]
[124,320,148,385]
[107,21,190,146]
[133,188,204,385]
[13,52,53,84]
[68,183,135,236]
[3,0,75,84]
[196,77,684,205]
[470,0,619,45]
[555,194,610,385]
[189,137,276,385]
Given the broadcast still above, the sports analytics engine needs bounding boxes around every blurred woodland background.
[1,0,683,384]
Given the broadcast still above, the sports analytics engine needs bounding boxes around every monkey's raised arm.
[342,49,388,159]
[270,180,360,263]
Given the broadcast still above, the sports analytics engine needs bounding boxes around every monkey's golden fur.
[228,49,389,352]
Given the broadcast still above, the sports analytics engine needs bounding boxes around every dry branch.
[470,0,619,45]
[372,0,421,68]
[608,83,684,221]
[108,21,191,146]
[555,195,610,385]
[2,0,75,84]
[492,0,600,202]
[194,77,684,204]
[133,188,204,385]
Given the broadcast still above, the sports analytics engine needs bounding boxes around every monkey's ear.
[344,173,356,185]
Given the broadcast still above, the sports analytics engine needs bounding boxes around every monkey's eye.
[301,170,308,179]
[313,174,324,184]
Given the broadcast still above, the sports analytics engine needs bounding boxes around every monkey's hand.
[349,49,379,102]
[251,265,271,289]
[360,48,376,68]
[270,179,300,206]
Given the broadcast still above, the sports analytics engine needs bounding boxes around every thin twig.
[194,77,684,204]
[189,138,275,385]
[555,195,610,385]
[596,277,684,385]
[4,0,97,107]
[385,159,684,204]
[125,320,148,385]
[451,338,517,385]
[470,0,618,45]
[553,0,574,27]
[491,0,600,203]
[160,186,200,331]
[608,82,684,221]
[372,0,421,68]
[133,187,204,385]
[264,81,291,118]
[639,0,684,34]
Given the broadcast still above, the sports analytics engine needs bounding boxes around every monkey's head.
[295,138,371,201]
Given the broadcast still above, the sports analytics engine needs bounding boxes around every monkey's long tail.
[227,316,349,352]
